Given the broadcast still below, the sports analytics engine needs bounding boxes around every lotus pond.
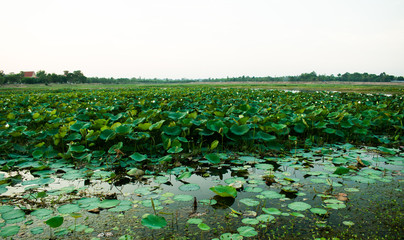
[0,87,403,239]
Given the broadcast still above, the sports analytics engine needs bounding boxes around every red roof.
[23,71,36,78]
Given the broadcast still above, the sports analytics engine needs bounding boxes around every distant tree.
[298,71,318,81]
[72,70,87,83]
[36,70,49,85]
[5,72,23,84]
[0,70,5,85]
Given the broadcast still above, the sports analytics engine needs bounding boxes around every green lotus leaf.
[205,153,221,164]
[256,214,275,222]
[240,198,260,207]
[68,145,86,153]
[45,216,64,228]
[187,218,203,224]
[30,227,44,235]
[173,194,194,202]
[334,167,350,175]
[262,207,281,215]
[163,126,182,136]
[210,185,237,198]
[108,205,132,212]
[108,142,123,154]
[294,123,306,133]
[256,131,276,141]
[100,129,115,140]
[271,123,287,131]
[116,124,133,134]
[324,128,336,134]
[32,149,44,159]
[290,212,305,218]
[99,199,120,209]
[167,146,183,153]
[149,120,165,130]
[129,152,147,161]
[179,183,200,192]
[206,120,226,132]
[343,221,355,226]
[57,204,80,214]
[197,223,211,231]
[2,209,25,224]
[31,209,53,220]
[237,226,258,237]
[0,225,20,237]
[230,125,250,136]
[260,191,284,199]
[241,218,260,225]
[168,112,188,121]
[177,171,192,180]
[310,208,327,215]
[141,214,167,229]
[0,206,14,214]
[64,133,82,141]
[288,202,311,211]
[70,121,90,132]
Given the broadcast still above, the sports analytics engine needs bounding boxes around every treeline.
[0,70,86,85]
[215,71,404,82]
[0,70,403,85]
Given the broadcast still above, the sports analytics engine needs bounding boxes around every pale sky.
[1,0,403,79]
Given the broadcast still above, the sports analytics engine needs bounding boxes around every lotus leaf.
[141,214,167,229]
[237,226,258,237]
[210,185,237,198]
[179,183,200,191]
[0,225,20,237]
[288,202,311,211]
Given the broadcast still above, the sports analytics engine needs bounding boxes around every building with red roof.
[23,71,36,78]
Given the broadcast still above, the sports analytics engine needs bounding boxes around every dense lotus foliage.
[0,88,402,162]
[0,87,403,239]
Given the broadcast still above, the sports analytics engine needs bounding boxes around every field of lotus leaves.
[0,87,403,239]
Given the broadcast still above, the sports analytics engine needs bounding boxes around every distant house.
[23,71,36,78]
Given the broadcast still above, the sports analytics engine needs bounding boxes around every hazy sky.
[1,0,403,79]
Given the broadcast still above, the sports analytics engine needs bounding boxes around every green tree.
[0,70,5,85]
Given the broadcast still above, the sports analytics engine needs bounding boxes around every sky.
[1,0,403,79]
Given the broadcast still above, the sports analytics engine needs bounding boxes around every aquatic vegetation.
[0,87,402,239]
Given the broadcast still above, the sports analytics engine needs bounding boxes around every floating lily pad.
[290,212,305,218]
[288,202,311,211]
[173,194,194,202]
[210,185,237,198]
[30,227,44,235]
[237,226,258,237]
[99,200,120,209]
[179,184,200,192]
[205,153,221,164]
[155,176,169,184]
[187,218,203,225]
[198,223,211,231]
[343,221,355,226]
[244,186,263,193]
[58,204,80,214]
[240,198,260,207]
[108,205,132,212]
[241,218,260,225]
[141,214,167,229]
[256,214,275,222]
[310,208,327,215]
[31,209,53,220]
[0,225,20,237]
[260,190,284,199]
[262,208,281,215]
[2,209,25,224]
